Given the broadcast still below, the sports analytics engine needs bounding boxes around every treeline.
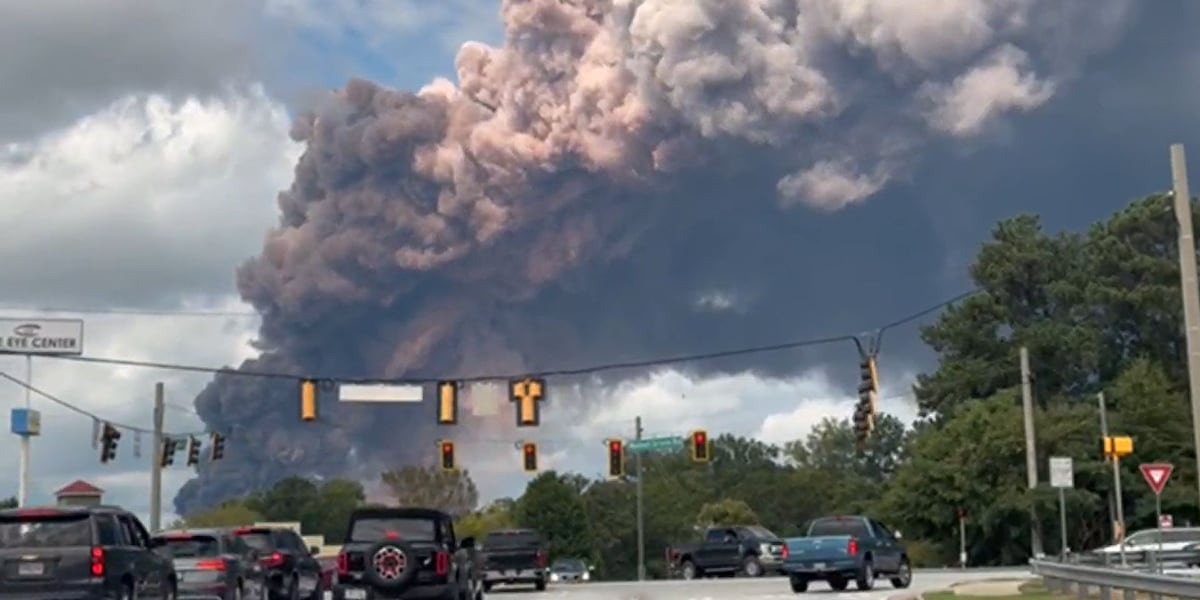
[179,193,1200,579]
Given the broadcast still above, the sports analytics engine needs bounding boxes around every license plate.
[18,562,44,576]
[812,562,825,570]
[343,589,366,600]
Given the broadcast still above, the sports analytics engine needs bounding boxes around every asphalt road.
[485,568,1033,599]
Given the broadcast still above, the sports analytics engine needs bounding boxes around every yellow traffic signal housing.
[511,378,545,427]
[186,436,201,466]
[437,381,458,425]
[209,433,226,461]
[607,439,625,478]
[440,441,456,471]
[1102,435,1134,459]
[300,380,317,421]
[522,442,538,472]
[690,430,710,463]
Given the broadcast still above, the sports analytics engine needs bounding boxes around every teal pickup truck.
[780,515,912,593]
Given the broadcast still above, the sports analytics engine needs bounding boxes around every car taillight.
[337,551,350,576]
[782,545,790,560]
[261,552,284,568]
[535,550,548,568]
[90,547,104,577]
[435,551,450,576]
[195,559,226,571]
[847,539,859,556]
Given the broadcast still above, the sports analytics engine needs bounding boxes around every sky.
[1,0,1200,528]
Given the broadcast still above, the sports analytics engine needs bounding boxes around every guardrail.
[1032,553,1200,599]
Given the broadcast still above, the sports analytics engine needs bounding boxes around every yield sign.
[1140,463,1175,496]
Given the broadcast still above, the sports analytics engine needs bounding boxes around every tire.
[534,577,547,591]
[230,581,243,600]
[789,576,808,593]
[290,575,300,600]
[890,558,912,589]
[855,560,875,591]
[742,557,764,577]
[828,576,848,591]
[120,580,134,600]
[681,560,699,580]
[162,577,177,600]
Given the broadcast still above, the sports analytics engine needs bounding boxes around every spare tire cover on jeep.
[363,540,418,590]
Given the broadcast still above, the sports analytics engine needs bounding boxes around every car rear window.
[808,518,870,537]
[0,512,92,548]
[348,518,437,542]
[152,534,221,557]
[483,531,541,547]
[233,530,274,552]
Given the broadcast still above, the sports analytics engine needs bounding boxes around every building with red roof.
[54,480,104,507]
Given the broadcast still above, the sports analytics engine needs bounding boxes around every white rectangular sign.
[337,383,423,403]
[0,318,84,355]
[463,382,505,416]
[1050,456,1074,488]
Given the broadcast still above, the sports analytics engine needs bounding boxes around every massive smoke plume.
[175,0,1132,513]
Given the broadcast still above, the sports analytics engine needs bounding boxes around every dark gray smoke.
[174,0,1132,514]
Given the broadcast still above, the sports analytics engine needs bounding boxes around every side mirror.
[460,537,476,550]
[894,531,903,540]
[309,546,321,556]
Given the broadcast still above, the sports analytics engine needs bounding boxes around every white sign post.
[1050,457,1074,557]
[0,318,85,508]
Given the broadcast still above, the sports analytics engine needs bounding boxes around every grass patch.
[924,578,1157,600]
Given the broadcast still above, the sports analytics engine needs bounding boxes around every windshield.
[808,518,870,538]
[234,531,274,552]
[0,513,92,548]
[152,534,221,558]
[552,559,586,572]
[349,518,436,542]
[483,531,541,548]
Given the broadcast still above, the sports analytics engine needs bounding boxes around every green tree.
[456,500,515,541]
[0,496,15,509]
[381,466,478,517]
[514,472,593,561]
[181,501,264,528]
[695,499,758,527]
[242,476,366,542]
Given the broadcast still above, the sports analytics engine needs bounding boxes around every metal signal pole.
[635,416,645,582]
[1169,143,1200,509]
[149,382,164,531]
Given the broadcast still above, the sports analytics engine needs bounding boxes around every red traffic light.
[441,442,453,455]
[610,440,622,452]
[524,443,536,454]
[693,432,706,445]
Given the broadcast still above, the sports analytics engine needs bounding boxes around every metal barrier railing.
[1032,552,1200,600]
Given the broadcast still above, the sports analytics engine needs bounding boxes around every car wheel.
[742,557,764,577]
[828,576,848,591]
[789,576,808,593]
[890,559,912,589]
[162,577,178,600]
[290,575,301,600]
[119,581,134,600]
[855,561,875,590]
[681,560,698,580]
[534,577,547,592]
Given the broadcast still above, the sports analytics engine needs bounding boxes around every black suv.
[0,504,177,599]
[333,507,482,600]
[232,525,323,600]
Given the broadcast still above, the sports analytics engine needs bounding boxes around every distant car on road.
[479,528,549,591]
[781,515,911,593]
[151,527,268,600]
[332,506,482,600]
[548,558,592,583]
[1093,527,1200,555]
[669,525,785,579]
[0,504,177,599]
[231,525,324,600]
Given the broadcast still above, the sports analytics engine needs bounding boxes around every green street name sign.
[627,436,684,453]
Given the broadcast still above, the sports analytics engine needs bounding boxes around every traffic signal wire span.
[39,289,981,385]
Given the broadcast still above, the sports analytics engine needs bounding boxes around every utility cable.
[0,305,257,318]
[41,289,981,384]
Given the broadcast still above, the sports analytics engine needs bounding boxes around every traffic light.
[437,381,458,425]
[522,442,538,472]
[690,430,710,463]
[99,423,120,463]
[607,439,625,478]
[1101,435,1134,459]
[440,441,456,471]
[510,378,545,427]
[186,436,201,466]
[160,437,177,467]
[854,355,880,446]
[300,380,317,421]
[209,433,226,461]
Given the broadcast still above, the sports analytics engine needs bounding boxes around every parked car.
[231,525,324,600]
[0,504,177,599]
[332,506,482,600]
[668,525,785,578]
[151,527,268,600]
[781,515,911,593]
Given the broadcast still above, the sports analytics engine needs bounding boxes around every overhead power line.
[0,305,258,318]
[40,289,980,384]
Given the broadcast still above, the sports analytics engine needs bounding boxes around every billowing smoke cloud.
[174,0,1132,514]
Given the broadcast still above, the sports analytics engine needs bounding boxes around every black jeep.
[332,507,482,600]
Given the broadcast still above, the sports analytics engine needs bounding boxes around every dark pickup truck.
[479,529,549,591]
[781,515,911,593]
[332,507,482,600]
[669,525,785,579]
